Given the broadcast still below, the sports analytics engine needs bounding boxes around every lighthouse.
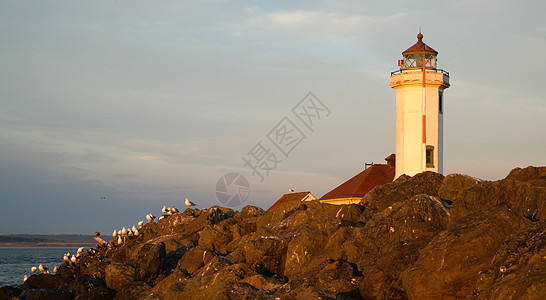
[390,32,450,178]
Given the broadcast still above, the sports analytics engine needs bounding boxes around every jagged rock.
[74,286,116,300]
[17,288,72,300]
[360,171,445,220]
[356,194,450,299]
[175,245,217,275]
[450,178,546,222]
[504,166,546,186]
[105,263,135,291]
[20,273,69,290]
[145,263,272,300]
[113,281,152,300]
[438,173,482,205]
[472,220,546,299]
[163,246,192,270]
[401,207,530,299]
[68,274,107,298]
[128,242,165,281]
[0,286,21,300]
[3,166,542,299]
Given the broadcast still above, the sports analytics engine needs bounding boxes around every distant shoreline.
[0,234,97,248]
[0,243,96,248]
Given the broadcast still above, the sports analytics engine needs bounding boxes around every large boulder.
[438,173,482,205]
[504,166,546,186]
[20,273,69,290]
[472,220,546,299]
[105,263,135,291]
[113,281,152,300]
[0,286,21,300]
[360,171,445,220]
[450,178,546,222]
[128,242,166,281]
[401,207,530,299]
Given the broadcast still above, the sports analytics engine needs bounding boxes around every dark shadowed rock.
[69,274,107,298]
[105,263,135,291]
[20,273,69,290]
[113,281,152,300]
[17,288,72,300]
[472,220,546,299]
[0,286,21,300]
[274,259,362,299]
[401,207,530,299]
[74,286,116,300]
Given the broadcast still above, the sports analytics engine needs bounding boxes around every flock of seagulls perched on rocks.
[23,198,199,283]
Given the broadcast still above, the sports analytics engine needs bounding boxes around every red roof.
[319,164,395,201]
[267,191,314,212]
[402,32,438,55]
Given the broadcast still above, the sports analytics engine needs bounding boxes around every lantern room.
[397,32,438,70]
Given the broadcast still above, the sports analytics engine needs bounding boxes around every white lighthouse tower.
[390,32,450,178]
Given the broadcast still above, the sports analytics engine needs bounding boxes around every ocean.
[0,247,78,287]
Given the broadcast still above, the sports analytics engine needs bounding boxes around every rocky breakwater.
[1,166,544,300]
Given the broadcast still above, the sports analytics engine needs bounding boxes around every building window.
[439,91,443,114]
[426,146,434,168]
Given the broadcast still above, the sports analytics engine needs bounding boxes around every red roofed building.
[267,191,317,212]
[319,155,395,205]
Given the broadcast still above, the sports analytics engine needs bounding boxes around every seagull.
[71,255,77,263]
[171,206,179,214]
[112,230,117,238]
[128,231,133,237]
[289,189,294,193]
[158,215,165,221]
[133,228,139,236]
[63,255,69,262]
[138,221,144,228]
[131,225,137,232]
[31,266,37,273]
[23,275,27,282]
[162,206,169,214]
[121,227,128,236]
[77,247,84,254]
[117,236,123,245]
[53,266,58,274]
[185,198,196,207]
[39,264,47,273]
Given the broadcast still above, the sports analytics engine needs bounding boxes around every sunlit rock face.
[7,166,545,300]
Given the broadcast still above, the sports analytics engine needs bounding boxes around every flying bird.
[185,198,196,207]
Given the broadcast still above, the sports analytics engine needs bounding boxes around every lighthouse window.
[426,146,434,168]
[439,91,443,114]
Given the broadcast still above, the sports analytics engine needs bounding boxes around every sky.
[0,0,544,234]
